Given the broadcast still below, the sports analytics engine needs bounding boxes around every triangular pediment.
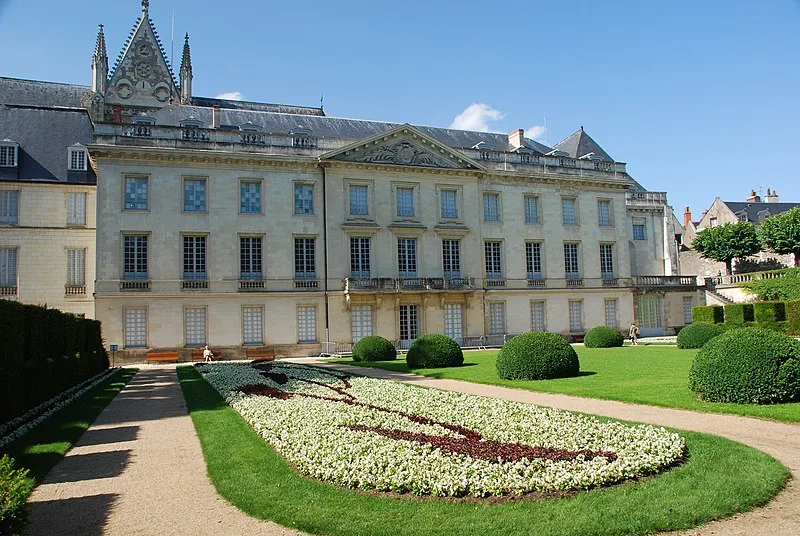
[320,124,484,170]
[106,12,179,108]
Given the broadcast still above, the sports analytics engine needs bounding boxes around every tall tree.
[758,206,800,267]
[692,221,760,275]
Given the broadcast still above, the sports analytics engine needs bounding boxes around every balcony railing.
[601,278,619,287]
[294,279,319,290]
[181,280,209,290]
[0,285,17,297]
[527,277,546,288]
[484,277,506,288]
[633,276,697,287]
[566,278,584,288]
[239,279,266,291]
[344,277,477,292]
[120,280,151,292]
[706,270,786,289]
[65,284,86,295]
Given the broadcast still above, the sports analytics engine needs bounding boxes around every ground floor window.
[242,306,263,345]
[444,303,463,342]
[124,308,147,348]
[351,305,373,343]
[530,301,546,332]
[683,296,694,325]
[638,295,664,332]
[489,302,506,335]
[297,305,318,343]
[604,298,618,328]
[399,304,419,342]
[184,307,206,347]
[568,300,584,332]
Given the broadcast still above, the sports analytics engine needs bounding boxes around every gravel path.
[25,367,302,536]
[307,360,800,536]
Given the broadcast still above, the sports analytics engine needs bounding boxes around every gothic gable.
[321,125,483,170]
[106,10,179,109]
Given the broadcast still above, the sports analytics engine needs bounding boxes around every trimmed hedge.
[0,301,109,424]
[788,300,800,336]
[692,305,724,324]
[677,322,726,349]
[753,302,786,323]
[352,336,397,362]
[0,455,32,536]
[584,326,624,348]
[496,332,580,380]
[689,327,800,404]
[406,334,463,369]
[724,304,754,325]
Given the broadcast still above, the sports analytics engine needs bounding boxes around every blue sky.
[1,0,799,219]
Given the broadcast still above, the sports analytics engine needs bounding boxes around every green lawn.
[177,365,789,536]
[0,368,137,483]
[332,346,800,422]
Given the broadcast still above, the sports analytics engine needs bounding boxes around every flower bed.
[199,362,686,497]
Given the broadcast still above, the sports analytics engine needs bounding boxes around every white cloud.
[449,103,506,132]
[525,125,548,142]
[215,91,245,101]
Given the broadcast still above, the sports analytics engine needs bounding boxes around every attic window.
[0,141,19,168]
[240,121,261,132]
[737,212,748,222]
[68,146,88,171]
[132,115,156,125]
[180,117,204,128]
[290,127,316,148]
[547,150,570,158]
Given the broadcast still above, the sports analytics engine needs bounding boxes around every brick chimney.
[684,206,692,228]
[764,188,780,203]
[508,129,524,150]
[746,189,761,203]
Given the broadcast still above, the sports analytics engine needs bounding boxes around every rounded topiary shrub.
[496,332,580,380]
[677,322,726,349]
[584,326,624,348]
[406,334,463,369]
[352,335,397,362]
[688,327,800,404]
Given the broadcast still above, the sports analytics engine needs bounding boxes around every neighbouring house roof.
[723,201,800,224]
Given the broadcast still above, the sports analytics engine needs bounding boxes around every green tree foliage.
[692,221,761,275]
[758,207,800,267]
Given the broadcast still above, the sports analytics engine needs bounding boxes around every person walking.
[629,322,640,346]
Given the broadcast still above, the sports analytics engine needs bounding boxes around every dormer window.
[180,117,204,129]
[737,212,748,222]
[68,145,88,171]
[291,127,317,148]
[578,152,604,161]
[547,150,570,158]
[240,121,261,132]
[132,115,156,125]
[0,141,18,167]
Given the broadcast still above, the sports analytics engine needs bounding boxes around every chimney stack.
[212,105,220,129]
[684,206,692,229]
[746,189,761,203]
[508,129,524,150]
[764,188,780,203]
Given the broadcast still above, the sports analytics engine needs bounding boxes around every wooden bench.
[146,350,179,364]
[246,347,276,360]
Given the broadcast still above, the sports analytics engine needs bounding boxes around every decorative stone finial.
[142,0,149,14]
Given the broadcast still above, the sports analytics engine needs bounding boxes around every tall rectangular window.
[183,236,207,280]
[123,235,148,280]
[444,303,463,342]
[489,302,506,335]
[294,238,316,279]
[605,299,618,328]
[240,181,261,214]
[484,241,502,279]
[0,248,18,287]
[66,248,86,286]
[440,189,458,219]
[294,183,314,215]
[351,305,373,343]
[184,179,206,212]
[598,200,612,226]
[564,243,580,279]
[240,237,263,279]
[67,192,87,225]
[0,191,19,224]
[350,237,371,278]
[0,145,17,167]
[600,243,615,279]
[68,148,87,171]
[569,300,584,332]
[124,176,148,210]
[483,193,500,222]
[530,301,546,332]
[184,308,207,347]
[349,185,369,216]
[442,239,461,277]
[632,218,647,240]
[124,309,147,348]
[399,304,419,341]
[397,238,417,277]
[525,195,540,224]
[683,296,694,324]
[562,198,577,225]
[526,242,543,279]
[297,306,317,342]
[242,306,263,345]
[396,187,414,218]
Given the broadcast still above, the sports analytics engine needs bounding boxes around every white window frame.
[240,235,263,280]
[67,147,88,171]
[489,302,506,335]
[562,197,578,225]
[483,192,500,222]
[484,240,503,279]
[399,304,419,342]
[0,247,18,287]
[242,306,264,345]
[0,190,19,225]
[442,239,461,278]
[564,242,581,279]
[0,144,18,167]
[526,241,543,280]
[297,305,318,343]
[240,179,262,214]
[524,195,540,224]
[183,177,207,213]
[351,305,374,343]
[182,235,208,281]
[124,175,149,211]
[598,199,613,227]
[184,307,207,347]
[294,237,317,280]
[67,192,87,225]
[66,248,86,286]
[394,184,416,219]
[123,234,149,280]
[123,308,148,348]
[633,218,647,240]
[294,182,315,216]
[444,303,463,342]
[350,237,371,278]
[604,298,619,328]
[348,183,370,217]
[530,300,547,332]
[568,300,584,332]
[600,243,615,279]
[438,187,460,221]
[397,238,418,277]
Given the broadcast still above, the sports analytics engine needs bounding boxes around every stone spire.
[91,24,108,94]
[179,33,193,104]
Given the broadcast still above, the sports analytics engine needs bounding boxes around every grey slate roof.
[0,104,96,184]
[551,127,614,162]
[723,201,800,223]
[191,96,325,116]
[0,77,91,108]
